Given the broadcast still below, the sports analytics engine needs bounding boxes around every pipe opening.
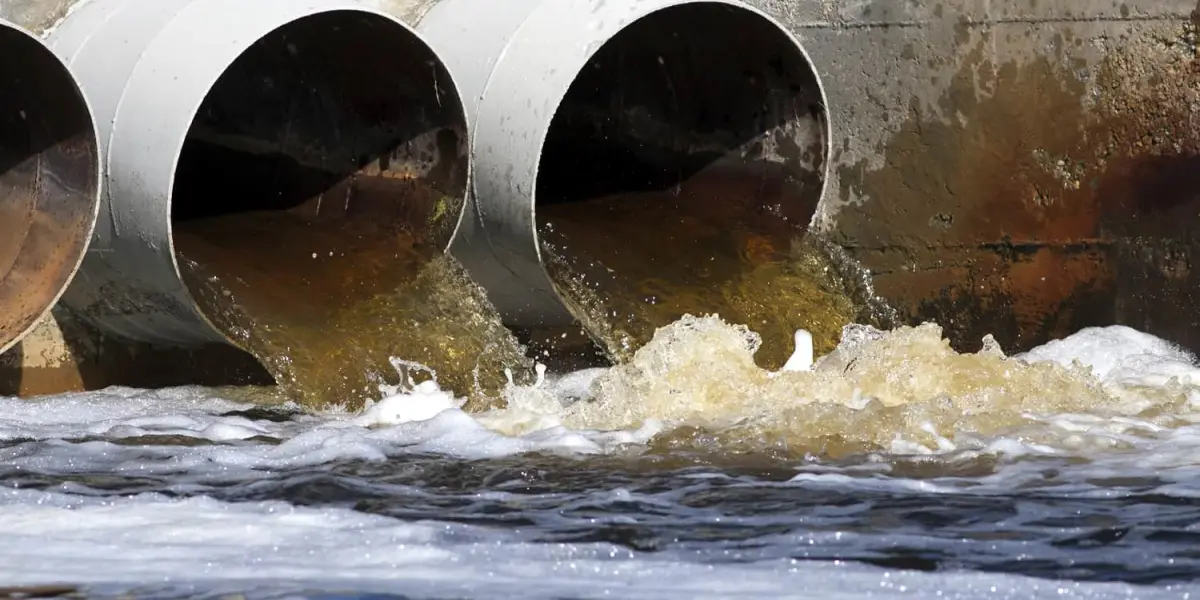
[535,3,865,368]
[170,11,512,406]
[0,24,99,354]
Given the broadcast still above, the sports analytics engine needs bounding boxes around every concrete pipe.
[420,0,832,366]
[46,0,468,348]
[0,19,100,355]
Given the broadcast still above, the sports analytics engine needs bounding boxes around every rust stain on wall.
[834,21,1200,353]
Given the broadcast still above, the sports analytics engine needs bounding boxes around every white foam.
[546,367,608,404]
[0,489,1186,600]
[1018,324,1200,386]
[0,386,259,442]
[0,385,618,482]
[355,379,463,426]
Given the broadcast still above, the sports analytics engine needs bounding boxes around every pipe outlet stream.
[421,0,835,366]
[0,19,100,355]
[47,0,469,350]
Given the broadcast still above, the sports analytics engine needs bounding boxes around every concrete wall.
[1,0,1196,395]
[789,0,1200,354]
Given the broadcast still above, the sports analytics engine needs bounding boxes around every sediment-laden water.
[538,167,896,369]
[174,211,534,412]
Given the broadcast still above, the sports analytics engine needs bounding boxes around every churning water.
[174,212,534,411]
[3,316,1200,598]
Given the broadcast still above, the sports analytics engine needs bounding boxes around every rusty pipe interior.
[526,3,849,369]
[0,21,99,355]
[168,12,472,404]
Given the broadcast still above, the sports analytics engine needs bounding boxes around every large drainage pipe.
[39,0,489,407]
[419,0,838,368]
[0,19,100,355]
[47,0,469,349]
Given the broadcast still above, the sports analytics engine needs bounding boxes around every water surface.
[1,319,1198,599]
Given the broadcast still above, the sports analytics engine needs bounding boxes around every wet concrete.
[827,12,1200,353]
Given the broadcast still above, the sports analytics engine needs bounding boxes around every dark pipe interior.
[171,10,468,311]
[538,3,826,210]
[534,3,836,368]
[170,11,471,402]
[173,11,466,234]
[0,25,98,351]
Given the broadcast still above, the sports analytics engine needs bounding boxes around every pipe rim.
[0,18,102,356]
[472,0,833,325]
[132,3,470,347]
[526,0,832,268]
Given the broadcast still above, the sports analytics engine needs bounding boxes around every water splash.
[175,211,534,411]
[538,172,885,369]
[479,315,1200,459]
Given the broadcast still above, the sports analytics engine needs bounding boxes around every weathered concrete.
[1,0,1197,395]
[779,0,1200,352]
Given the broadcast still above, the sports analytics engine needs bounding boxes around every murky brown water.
[175,209,533,411]
[538,164,895,369]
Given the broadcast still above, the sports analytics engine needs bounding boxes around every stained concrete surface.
[1,0,1197,394]
[785,0,1200,353]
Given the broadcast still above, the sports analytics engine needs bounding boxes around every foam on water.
[0,489,1190,599]
[5,319,1200,595]
[477,316,1200,458]
[0,387,261,442]
[4,318,1200,467]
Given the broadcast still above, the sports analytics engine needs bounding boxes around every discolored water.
[538,165,894,369]
[175,211,534,412]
